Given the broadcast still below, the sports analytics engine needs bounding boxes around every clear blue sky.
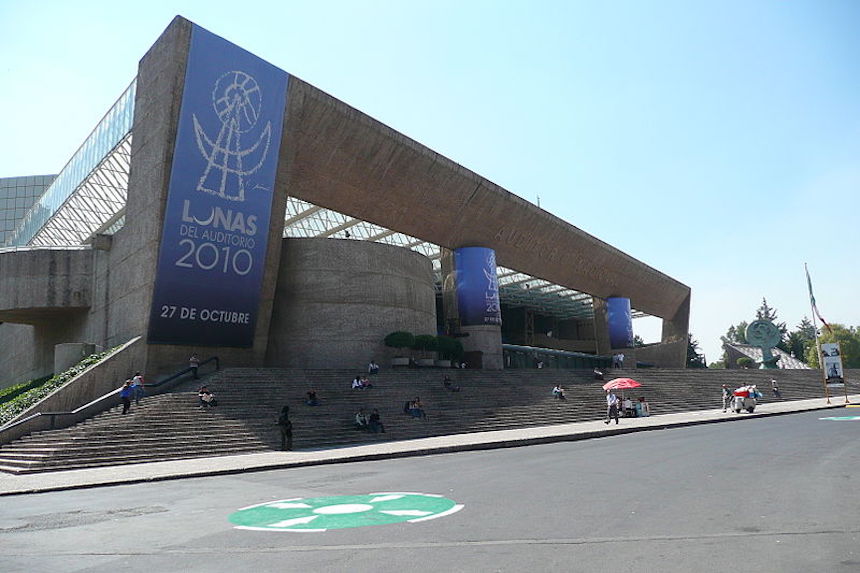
[2,0,858,363]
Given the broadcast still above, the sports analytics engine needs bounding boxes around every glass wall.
[6,79,136,247]
[0,175,56,246]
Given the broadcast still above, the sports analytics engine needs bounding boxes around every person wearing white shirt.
[605,390,619,424]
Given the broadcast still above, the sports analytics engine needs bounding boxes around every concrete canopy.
[280,76,690,326]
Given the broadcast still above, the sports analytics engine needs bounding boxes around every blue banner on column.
[147,25,289,347]
[607,297,633,349]
[454,247,502,327]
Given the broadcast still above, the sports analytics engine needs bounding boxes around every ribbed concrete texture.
[461,325,503,370]
[0,248,92,323]
[266,238,437,368]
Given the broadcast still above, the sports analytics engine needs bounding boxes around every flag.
[805,264,832,334]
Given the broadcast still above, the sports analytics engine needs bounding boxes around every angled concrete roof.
[278,77,690,321]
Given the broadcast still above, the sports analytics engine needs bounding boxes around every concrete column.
[661,291,691,367]
[449,247,503,370]
[593,297,611,355]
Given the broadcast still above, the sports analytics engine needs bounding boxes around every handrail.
[0,356,219,444]
[142,356,219,390]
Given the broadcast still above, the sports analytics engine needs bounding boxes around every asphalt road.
[2,410,858,573]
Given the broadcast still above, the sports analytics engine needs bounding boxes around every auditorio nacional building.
[0,17,690,385]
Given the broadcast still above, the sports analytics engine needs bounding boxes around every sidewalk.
[1,395,854,497]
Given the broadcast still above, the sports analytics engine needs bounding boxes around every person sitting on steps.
[198,385,218,408]
[305,390,319,406]
[408,397,427,419]
[354,408,370,431]
[443,375,460,392]
[552,385,566,400]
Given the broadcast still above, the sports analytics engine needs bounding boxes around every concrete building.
[0,16,690,388]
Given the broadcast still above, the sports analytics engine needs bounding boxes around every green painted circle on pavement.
[229,492,464,532]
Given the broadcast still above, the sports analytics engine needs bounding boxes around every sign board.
[147,24,289,347]
[454,247,501,327]
[607,297,633,349]
[822,342,844,383]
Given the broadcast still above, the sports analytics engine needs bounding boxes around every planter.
[391,357,410,367]
[416,358,435,367]
[434,359,452,368]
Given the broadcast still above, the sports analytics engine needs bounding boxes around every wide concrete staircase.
[0,367,852,474]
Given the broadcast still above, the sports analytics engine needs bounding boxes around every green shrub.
[0,346,120,427]
[0,375,53,406]
[736,357,754,368]
[411,334,439,352]
[436,336,464,360]
[384,331,415,349]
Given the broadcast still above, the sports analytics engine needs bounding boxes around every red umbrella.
[602,378,641,391]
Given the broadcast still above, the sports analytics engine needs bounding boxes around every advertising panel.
[821,342,844,384]
[147,25,289,347]
[454,247,502,327]
[607,297,633,349]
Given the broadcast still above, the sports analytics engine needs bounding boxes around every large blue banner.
[454,247,502,327]
[606,297,633,349]
[147,25,288,347]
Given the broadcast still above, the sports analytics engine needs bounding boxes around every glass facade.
[6,80,136,247]
[0,175,56,246]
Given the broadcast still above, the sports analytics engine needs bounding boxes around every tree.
[633,335,645,347]
[804,324,860,368]
[687,334,707,368]
[725,321,749,344]
[785,317,815,362]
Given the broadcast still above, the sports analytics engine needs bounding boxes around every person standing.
[771,379,781,399]
[119,380,133,414]
[131,371,145,405]
[189,353,200,379]
[721,384,732,412]
[276,405,293,450]
[605,390,619,424]
[369,409,385,433]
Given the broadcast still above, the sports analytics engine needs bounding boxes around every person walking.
[276,405,293,451]
[119,380,133,414]
[605,390,619,424]
[721,384,732,412]
[771,378,781,399]
[131,371,145,405]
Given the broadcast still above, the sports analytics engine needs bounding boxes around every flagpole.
[805,263,830,404]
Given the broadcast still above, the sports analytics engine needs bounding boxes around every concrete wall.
[636,339,687,368]
[6,337,145,426]
[54,343,97,375]
[0,248,91,323]
[266,238,437,369]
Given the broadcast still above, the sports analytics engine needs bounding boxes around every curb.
[0,399,852,497]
